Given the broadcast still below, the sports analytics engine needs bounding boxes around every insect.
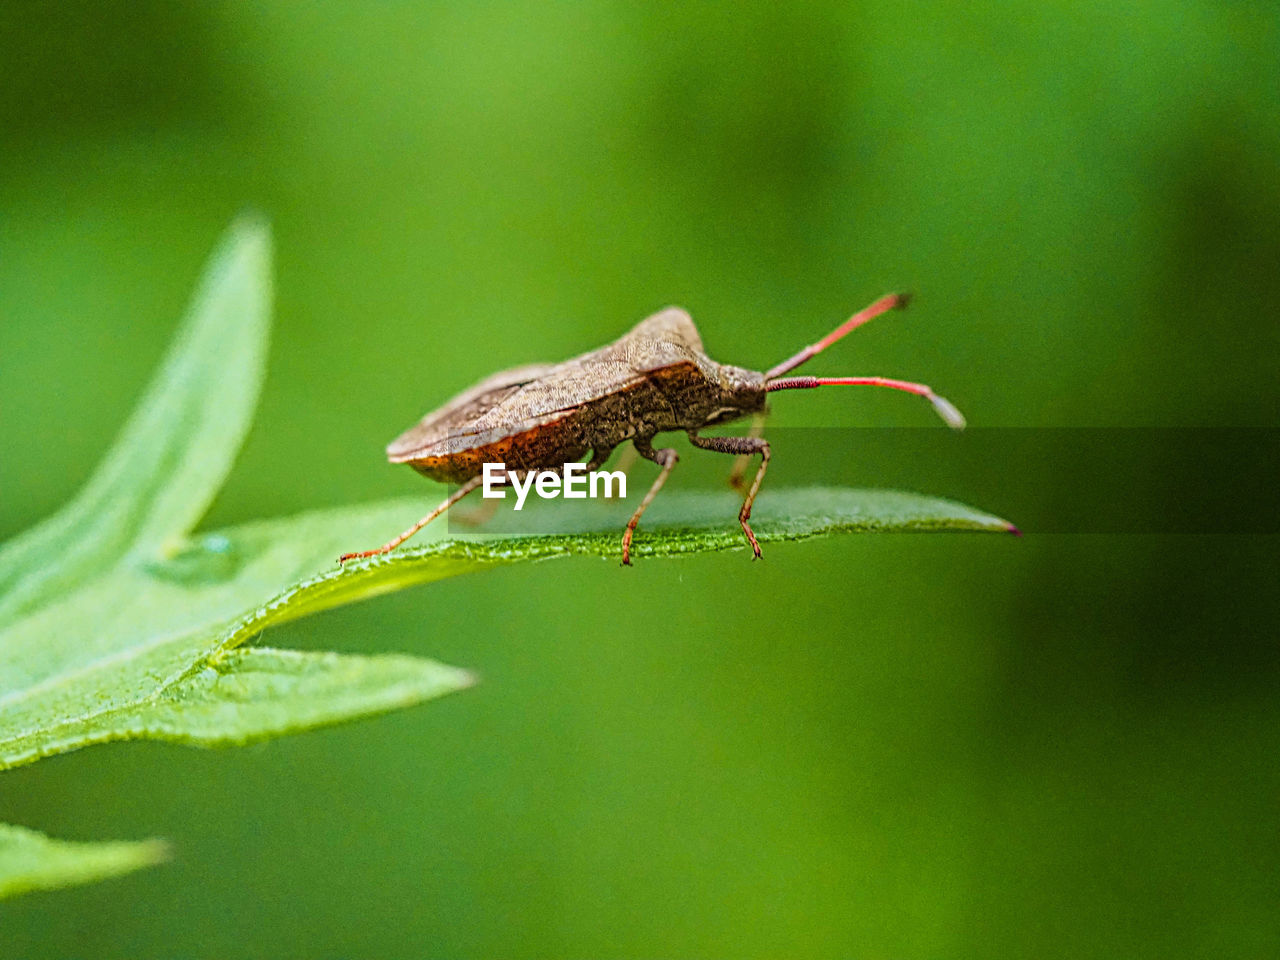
[339,293,965,565]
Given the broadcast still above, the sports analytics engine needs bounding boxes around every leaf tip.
[228,207,272,241]
[135,836,174,868]
[215,210,274,286]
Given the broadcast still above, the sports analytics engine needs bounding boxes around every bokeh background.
[2,3,1277,957]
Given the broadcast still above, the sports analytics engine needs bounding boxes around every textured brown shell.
[386,307,710,465]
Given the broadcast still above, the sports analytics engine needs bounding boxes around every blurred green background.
[2,2,1277,957]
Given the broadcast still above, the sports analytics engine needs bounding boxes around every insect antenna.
[765,292,908,379]
[763,293,964,429]
[765,375,966,429]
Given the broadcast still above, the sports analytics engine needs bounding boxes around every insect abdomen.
[406,415,590,484]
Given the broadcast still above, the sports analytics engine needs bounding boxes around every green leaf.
[0,484,1010,771]
[0,215,1015,899]
[24,647,475,752]
[0,823,169,900]
[0,214,270,628]
[0,216,477,898]
[0,501,479,771]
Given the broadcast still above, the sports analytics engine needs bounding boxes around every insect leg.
[338,475,484,563]
[607,443,638,491]
[727,412,767,491]
[585,445,617,471]
[586,444,627,499]
[621,438,679,566]
[688,432,771,559]
[450,493,501,527]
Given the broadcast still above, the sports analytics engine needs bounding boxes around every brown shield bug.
[339,293,965,566]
